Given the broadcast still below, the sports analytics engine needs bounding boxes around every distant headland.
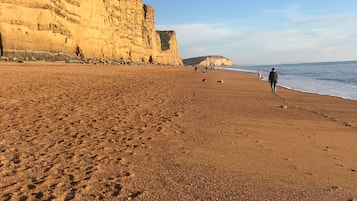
[183,55,233,67]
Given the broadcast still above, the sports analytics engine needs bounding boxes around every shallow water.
[227,61,357,100]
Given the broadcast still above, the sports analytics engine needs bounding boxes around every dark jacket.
[269,70,278,83]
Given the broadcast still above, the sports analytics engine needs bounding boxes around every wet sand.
[0,62,356,200]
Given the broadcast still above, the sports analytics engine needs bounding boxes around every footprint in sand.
[235,129,249,137]
[255,140,274,151]
[344,122,353,127]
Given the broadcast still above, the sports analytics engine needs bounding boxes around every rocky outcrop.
[0,0,182,65]
[183,55,233,67]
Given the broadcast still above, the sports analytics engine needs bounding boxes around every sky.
[142,0,357,65]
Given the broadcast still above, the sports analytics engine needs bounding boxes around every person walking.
[269,68,278,93]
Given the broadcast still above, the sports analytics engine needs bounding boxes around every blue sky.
[142,0,357,64]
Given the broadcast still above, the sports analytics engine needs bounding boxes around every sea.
[223,61,357,101]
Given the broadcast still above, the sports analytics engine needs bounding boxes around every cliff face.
[183,55,233,67]
[0,0,182,65]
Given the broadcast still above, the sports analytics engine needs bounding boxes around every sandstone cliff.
[0,0,182,65]
[183,55,233,67]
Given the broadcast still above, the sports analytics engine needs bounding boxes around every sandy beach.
[0,62,356,200]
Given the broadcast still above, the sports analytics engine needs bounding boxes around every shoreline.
[223,66,357,101]
[1,62,356,200]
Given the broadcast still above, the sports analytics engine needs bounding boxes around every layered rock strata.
[183,55,233,67]
[0,0,182,65]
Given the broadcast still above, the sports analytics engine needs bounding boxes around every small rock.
[330,185,342,190]
[0,56,8,61]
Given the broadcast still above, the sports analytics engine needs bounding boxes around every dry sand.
[0,62,356,200]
